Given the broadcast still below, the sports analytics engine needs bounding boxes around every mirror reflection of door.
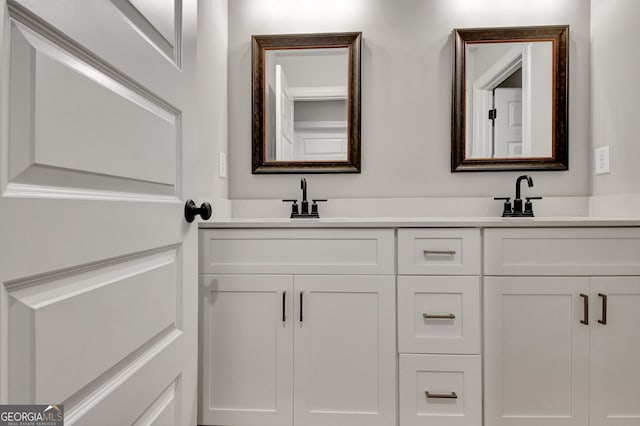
[494,87,523,157]
[493,69,523,158]
[275,64,295,160]
[265,48,348,162]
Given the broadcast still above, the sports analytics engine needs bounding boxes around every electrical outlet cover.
[219,152,227,178]
[595,146,610,175]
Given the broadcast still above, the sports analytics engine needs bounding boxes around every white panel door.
[484,277,590,426]
[0,1,200,424]
[590,277,640,425]
[293,275,396,426]
[494,87,523,158]
[199,275,294,426]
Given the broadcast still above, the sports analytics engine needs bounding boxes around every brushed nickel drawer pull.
[425,391,458,399]
[423,250,456,256]
[423,313,456,320]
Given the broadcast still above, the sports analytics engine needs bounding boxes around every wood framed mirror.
[451,25,569,172]
[252,32,361,174]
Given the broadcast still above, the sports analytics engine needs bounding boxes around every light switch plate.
[219,152,227,178]
[595,146,610,175]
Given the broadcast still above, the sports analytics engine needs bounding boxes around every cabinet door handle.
[282,291,286,323]
[425,391,458,399]
[299,291,304,323]
[598,293,607,325]
[423,250,456,256]
[423,313,456,320]
[580,293,589,325]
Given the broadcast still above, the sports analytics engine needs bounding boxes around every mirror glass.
[252,33,362,174]
[452,26,568,171]
[265,48,348,161]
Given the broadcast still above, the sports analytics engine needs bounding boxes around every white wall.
[590,0,640,216]
[228,0,590,204]
[197,0,230,218]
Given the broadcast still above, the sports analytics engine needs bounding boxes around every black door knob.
[184,200,212,223]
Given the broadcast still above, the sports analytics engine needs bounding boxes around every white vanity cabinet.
[484,228,640,426]
[198,223,640,426]
[396,229,482,426]
[590,277,640,426]
[198,229,396,426]
[199,274,294,426]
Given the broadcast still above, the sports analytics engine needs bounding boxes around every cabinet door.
[199,275,294,426]
[484,277,590,426]
[294,275,396,426]
[591,277,640,425]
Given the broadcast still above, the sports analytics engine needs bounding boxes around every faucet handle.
[494,197,513,217]
[524,197,543,216]
[283,199,299,217]
[310,199,327,217]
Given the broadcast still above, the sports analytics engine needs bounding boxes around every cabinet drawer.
[399,354,481,426]
[199,228,394,274]
[398,229,481,275]
[398,276,480,354]
[485,228,640,275]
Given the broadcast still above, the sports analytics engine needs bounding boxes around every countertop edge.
[198,217,640,229]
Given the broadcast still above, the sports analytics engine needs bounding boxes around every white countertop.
[199,217,640,229]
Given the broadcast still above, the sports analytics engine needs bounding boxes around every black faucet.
[283,178,326,218]
[300,178,309,215]
[513,175,533,215]
[494,175,542,217]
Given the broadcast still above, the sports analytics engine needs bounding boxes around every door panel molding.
[107,0,182,67]
[132,378,180,425]
[5,4,181,200]
[6,246,181,404]
[65,334,183,425]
